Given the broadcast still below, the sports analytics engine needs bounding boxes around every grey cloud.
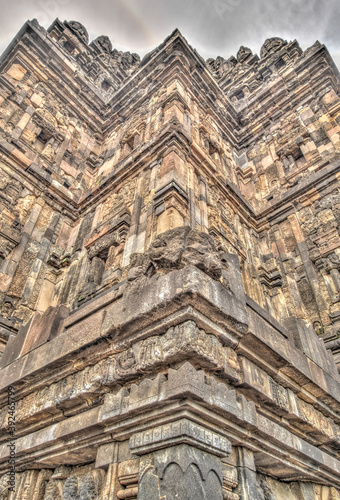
[0,0,339,68]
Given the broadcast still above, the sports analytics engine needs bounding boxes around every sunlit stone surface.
[0,19,340,499]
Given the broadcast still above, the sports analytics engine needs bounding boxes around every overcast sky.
[0,0,339,69]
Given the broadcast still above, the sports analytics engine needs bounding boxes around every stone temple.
[0,17,340,500]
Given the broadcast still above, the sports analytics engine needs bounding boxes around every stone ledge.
[0,380,339,486]
[0,264,339,416]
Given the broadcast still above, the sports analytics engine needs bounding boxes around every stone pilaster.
[130,419,232,500]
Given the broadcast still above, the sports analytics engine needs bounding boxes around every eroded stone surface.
[0,19,340,500]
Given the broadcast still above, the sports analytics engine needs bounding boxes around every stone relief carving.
[0,464,338,500]
[44,479,61,499]
[66,21,89,44]
[75,213,131,304]
[3,312,339,447]
[127,226,227,295]
[62,470,105,500]
[206,56,236,79]
[92,35,112,54]
[258,475,278,500]
[236,46,253,64]
[136,445,224,500]
[260,37,286,58]
[0,323,243,436]
[1,17,340,500]
[0,475,8,500]
[130,419,231,457]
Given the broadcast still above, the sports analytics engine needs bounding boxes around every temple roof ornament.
[236,45,253,63]
[65,20,89,44]
[91,35,113,53]
[260,37,287,58]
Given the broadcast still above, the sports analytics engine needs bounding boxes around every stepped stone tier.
[0,17,340,500]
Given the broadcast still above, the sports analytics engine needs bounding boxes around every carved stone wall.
[0,18,340,500]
